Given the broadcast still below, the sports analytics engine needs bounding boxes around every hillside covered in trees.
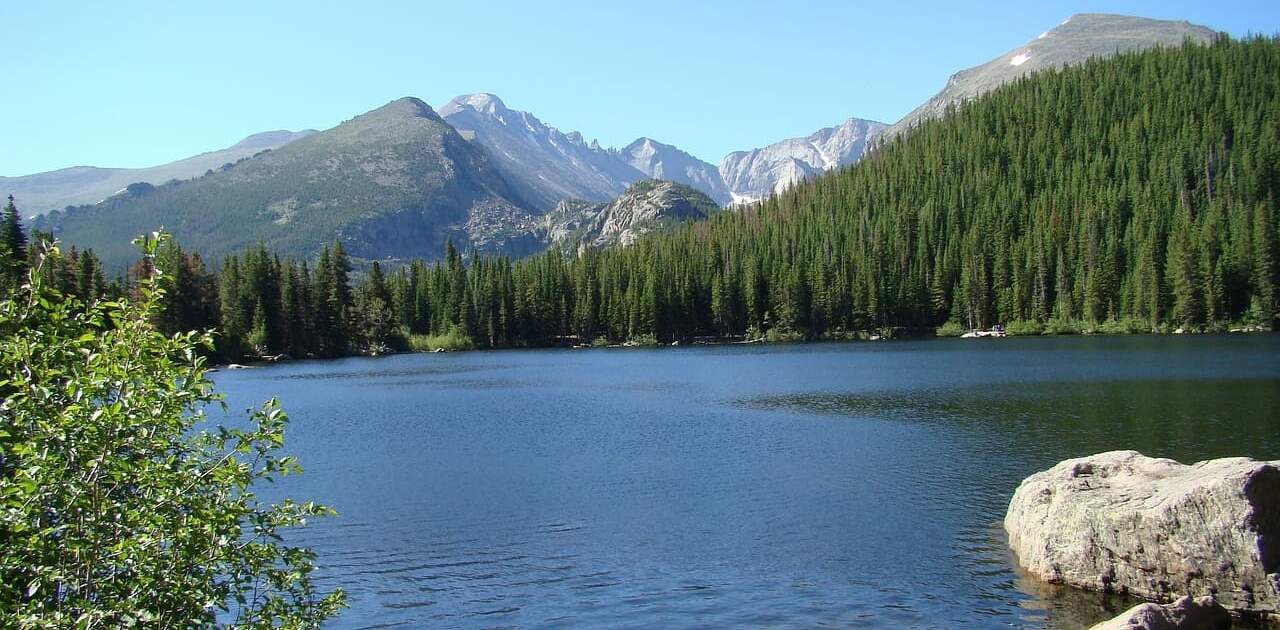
[6,35,1278,359]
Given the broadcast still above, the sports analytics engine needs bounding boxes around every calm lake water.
[212,335,1280,628]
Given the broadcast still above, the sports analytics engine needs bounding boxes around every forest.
[3,35,1277,359]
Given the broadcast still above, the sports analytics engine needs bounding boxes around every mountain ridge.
[718,116,888,204]
[1,129,316,214]
[439,92,643,211]
[33,97,541,269]
[885,13,1218,137]
[16,12,1227,272]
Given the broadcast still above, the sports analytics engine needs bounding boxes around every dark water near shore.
[212,334,1280,628]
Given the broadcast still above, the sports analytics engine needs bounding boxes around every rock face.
[440,94,731,209]
[541,180,717,249]
[439,93,643,211]
[620,137,730,206]
[443,94,751,209]
[1006,451,1280,616]
[1089,596,1231,630]
[718,117,886,204]
[886,14,1216,138]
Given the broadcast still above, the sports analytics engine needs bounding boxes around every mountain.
[440,93,731,208]
[58,34,1277,353]
[718,117,887,204]
[439,93,641,211]
[620,138,730,205]
[885,13,1217,137]
[715,14,1216,205]
[18,13,1226,270]
[541,179,718,249]
[1,130,316,215]
[453,34,1274,345]
[34,98,540,270]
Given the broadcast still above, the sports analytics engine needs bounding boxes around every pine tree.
[1252,202,1277,328]
[1,195,28,285]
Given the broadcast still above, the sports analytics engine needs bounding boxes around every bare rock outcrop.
[1088,595,1230,630]
[1005,450,1280,616]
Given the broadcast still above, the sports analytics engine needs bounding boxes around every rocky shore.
[1088,596,1230,630]
[1005,451,1279,626]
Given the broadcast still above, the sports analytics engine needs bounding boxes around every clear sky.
[3,0,1278,176]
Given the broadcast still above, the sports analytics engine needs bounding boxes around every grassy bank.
[407,327,474,352]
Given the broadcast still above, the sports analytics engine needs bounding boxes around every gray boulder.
[1088,595,1230,630]
[1005,450,1280,616]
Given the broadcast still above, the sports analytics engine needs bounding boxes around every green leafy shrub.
[407,326,474,352]
[0,234,344,627]
[1093,318,1151,335]
[1044,318,1084,335]
[935,321,967,337]
[765,326,805,343]
[1004,320,1045,336]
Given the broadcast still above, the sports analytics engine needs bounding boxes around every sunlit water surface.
[212,335,1280,628]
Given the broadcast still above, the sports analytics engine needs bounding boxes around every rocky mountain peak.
[351,97,443,126]
[439,93,509,118]
[315,97,451,146]
[621,138,730,205]
[626,137,658,153]
[439,93,648,211]
[718,116,887,204]
[885,13,1215,137]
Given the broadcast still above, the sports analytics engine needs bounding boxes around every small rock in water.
[1005,450,1280,617]
[1088,595,1230,630]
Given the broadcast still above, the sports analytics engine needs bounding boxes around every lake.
[212,334,1280,628]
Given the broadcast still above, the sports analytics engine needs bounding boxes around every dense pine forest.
[3,36,1278,359]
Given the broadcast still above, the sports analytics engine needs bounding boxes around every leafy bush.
[765,326,805,343]
[1044,318,1084,335]
[0,235,344,627]
[823,329,861,341]
[407,326,474,352]
[1004,320,1045,336]
[935,321,967,337]
[1093,318,1151,335]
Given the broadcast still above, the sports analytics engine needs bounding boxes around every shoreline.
[211,327,1276,369]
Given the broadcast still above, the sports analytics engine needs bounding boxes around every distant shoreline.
[210,327,1276,369]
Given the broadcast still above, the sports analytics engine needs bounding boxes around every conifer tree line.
[4,36,1278,358]
[1,195,115,303]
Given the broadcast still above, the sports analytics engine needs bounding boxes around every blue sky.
[2,1,1278,176]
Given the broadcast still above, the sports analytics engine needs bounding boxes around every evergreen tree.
[1,195,28,286]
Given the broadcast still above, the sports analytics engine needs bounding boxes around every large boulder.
[1088,595,1230,630]
[1006,451,1280,616]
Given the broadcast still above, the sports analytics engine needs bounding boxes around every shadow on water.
[743,377,1280,628]
[263,363,492,381]
[742,378,1280,463]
